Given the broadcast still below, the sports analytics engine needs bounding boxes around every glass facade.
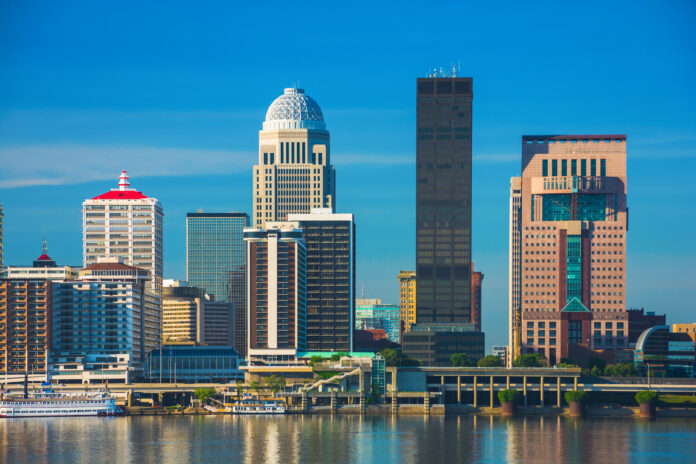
[186,213,249,356]
[416,77,472,323]
[542,194,606,221]
[566,235,582,302]
[355,302,400,343]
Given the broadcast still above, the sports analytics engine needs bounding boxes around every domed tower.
[254,88,335,227]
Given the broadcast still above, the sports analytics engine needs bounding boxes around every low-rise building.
[672,323,696,344]
[398,271,416,335]
[146,345,242,383]
[628,308,666,345]
[402,323,484,367]
[634,326,695,378]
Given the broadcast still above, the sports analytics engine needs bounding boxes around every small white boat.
[231,399,286,415]
[0,385,123,418]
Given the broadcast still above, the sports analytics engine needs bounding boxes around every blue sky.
[1,1,695,350]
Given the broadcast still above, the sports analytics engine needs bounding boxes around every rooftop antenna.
[361,281,364,299]
[42,236,47,256]
[452,64,456,77]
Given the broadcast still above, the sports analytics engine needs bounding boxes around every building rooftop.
[91,170,149,200]
[263,88,326,131]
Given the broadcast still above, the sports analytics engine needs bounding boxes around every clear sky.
[1,1,695,350]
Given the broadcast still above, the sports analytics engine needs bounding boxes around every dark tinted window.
[436,80,452,93]
[418,81,434,94]
[454,81,471,94]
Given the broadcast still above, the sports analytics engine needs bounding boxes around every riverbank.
[124,404,696,418]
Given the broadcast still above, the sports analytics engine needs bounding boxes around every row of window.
[542,158,606,177]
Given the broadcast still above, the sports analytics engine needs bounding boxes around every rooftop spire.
[42,238,47,256]
[118,170,130,191]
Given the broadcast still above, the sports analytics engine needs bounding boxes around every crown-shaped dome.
[263,88,326,130]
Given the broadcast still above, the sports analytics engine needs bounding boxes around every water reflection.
[1,414,694,464]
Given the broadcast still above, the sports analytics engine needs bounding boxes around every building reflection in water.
[0,414,687,463]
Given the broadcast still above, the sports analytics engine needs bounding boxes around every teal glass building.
[186,212,249,356]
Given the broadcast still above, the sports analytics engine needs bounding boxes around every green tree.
[379,348,401,366]
[498,389,519,404]
[450,353,475,367]
[635,390,658,404]
[249,380,261,395]
[513,353,547,367]
[235,380,244,401]
[564,390,587,403]
[370,382,382,403]
[308,355,324,367]
[477,355,502,367]
[194,387,216,403]
[590,366,602,376]
[330,352,349,362]
[264,375,286,394]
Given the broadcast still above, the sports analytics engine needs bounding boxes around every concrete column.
[523,376,528,407]
[540,376,545,407]
[360,394,366,415]
[557,377,561,407]
[473,376,478,407]
[441,376,445,405]
[574,377,578,390]
[506,376,510,389]
[301,392,308,411]
[331,392,337,414]
[424,392,430,414]
[489,377,494,407]
[456,376,461,404]
[127,389,132,408]
[391,391,398,415]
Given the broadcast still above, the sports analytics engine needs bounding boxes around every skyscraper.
[186,212,248,355]
[288,209,354,352]
[509,176,522,366]
[398,270,416,334]
[244,223,307,361]
[253,88,336,228]
[415,76,473,324]
[82,170,164,293]
[520,135,628,366]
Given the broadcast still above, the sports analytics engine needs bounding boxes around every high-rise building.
[253,88,336,228]
[509,176,522,366]
[398,270,416,334]
[520,135,628,366]
[82,170,164,293]
[2,241,80,281]
[288,209,354,352]
[415,76,473,324]
[0,278,50,376]
[355,298,400,344]
[50,257,160,384]
[186,212,248,355]
[162,280,235,346]
[471,265,483,332]
[244,223,306,361]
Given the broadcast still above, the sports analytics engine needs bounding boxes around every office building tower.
[82,170,164,293]
[471,265,483,332]
[50,257,160,384]
[520,135,628,366]
[398,270,416,334]
[244,223,306,361]
[288,208,354,352]
[415,76,473,324]
[509,176,522,366]
[186,212,248,355]
[0,278,50,377]
[355,298,400,344]
[253,88,336,228]
[162,280,235,346]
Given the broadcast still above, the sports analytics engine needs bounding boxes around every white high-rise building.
[82,171,164,292]
[253,88,336,228]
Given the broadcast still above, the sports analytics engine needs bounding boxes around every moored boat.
[0,385,123,418]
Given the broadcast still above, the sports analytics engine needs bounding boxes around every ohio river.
[2,415,695,463]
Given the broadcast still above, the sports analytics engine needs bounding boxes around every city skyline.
[1,2,695,350]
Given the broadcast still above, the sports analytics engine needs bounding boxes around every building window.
[561,159,567,176]
[571,159,577,176]
[568,320,582,344]
[542,160,548,177]
[600,159,606,177]
[552,159,558,176]
[591,159,596,176]
[581,159,587,176]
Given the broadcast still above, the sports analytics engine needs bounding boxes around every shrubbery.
[564,390,587,403]
[635,390,658,404]
[498,389,520,404]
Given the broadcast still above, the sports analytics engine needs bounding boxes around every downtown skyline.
[1,1,695,350]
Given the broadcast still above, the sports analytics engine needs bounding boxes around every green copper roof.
[561,297,590,312]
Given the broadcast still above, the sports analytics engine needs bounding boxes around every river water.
[1,415,695,463]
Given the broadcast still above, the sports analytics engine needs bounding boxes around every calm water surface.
[1,415,695,463]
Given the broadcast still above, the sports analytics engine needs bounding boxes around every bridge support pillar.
[473,376,478,407]
[523,376,527,407]
[423,392,430,414]
[127,389,133,408]
[301,392,308,412]
[540,376,545,407]
[489,377,494,408]
[360,394,366,415]
[456,376,461,404]
[330,392,337,414]
[557,377,561,407]
[391,390,398,415]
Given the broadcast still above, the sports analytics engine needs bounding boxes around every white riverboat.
[205,393,286,414]
[0,387,123,418]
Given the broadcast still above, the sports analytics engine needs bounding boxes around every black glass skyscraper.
[415,77,473,323]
